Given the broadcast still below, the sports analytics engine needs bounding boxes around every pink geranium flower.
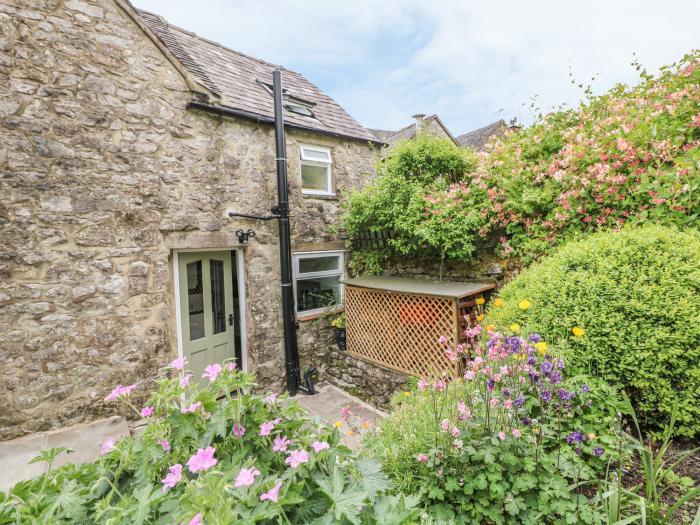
[181,401,201,414]
[417,453,428,463]
[417,379,428,391]
[100,437,115,455]
[438,335,448,346]
[180,374,192,387]
[140,406,154,418]
[161,463,183,491]
[187,447,217,473]
[170,357,187,370]
[188,513,202,525]
[202,363,222,382]
[312,441,330,453]
[498,431,506,441]
[435,379,447,392]
[273,435,290,452]
[285,449,309,469]
[512,428,522,438]
[451,426,460,437]
[226,361,237,371]
[260,481,283,502]
[232,422,246,437]
[104,384,136,402]
[234,466,261,487]
[259,421,276,437]
[158,439,171,452]
[265,393,278,404]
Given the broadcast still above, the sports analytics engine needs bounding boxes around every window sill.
[301,193,339,201]
[297,305,344,323]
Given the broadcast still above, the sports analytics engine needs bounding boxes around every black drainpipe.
[271,69,301,397]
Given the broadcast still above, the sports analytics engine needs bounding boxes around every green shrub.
[486,225,700,437]
[0,361,419,524]
[342,134,488,274]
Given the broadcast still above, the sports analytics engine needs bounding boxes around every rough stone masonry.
[0,0,376,439]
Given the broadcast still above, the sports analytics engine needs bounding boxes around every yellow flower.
[348,430,354,436]
[362,420,369,429]
[403,391,411,397]
[588,433,597,441]
[476,314,485,322]
[334,421,343,428]
[493,298,504,307]
[572,326,585,337]
[518,299,531,311]
[485,324,496,332]
[475,296,485,305]
[510,323,521,333]
[535,341,548,355]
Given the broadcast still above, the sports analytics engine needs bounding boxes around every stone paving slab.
[0,416,129,492]
[291,383,386,449]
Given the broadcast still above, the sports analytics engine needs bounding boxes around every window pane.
[296,275,341,312]
[210,259,226,335]
[186,261,204,340]
[301,163,330,191]
[299,255,339,274]
[301,147,330,162]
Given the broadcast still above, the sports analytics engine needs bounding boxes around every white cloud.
[133,0,700,135]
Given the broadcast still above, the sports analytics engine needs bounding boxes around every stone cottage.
[0,0,382,440]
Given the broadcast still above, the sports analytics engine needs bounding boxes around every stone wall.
[297,320,409,410]
[0,0,375,440]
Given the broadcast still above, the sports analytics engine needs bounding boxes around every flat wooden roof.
[343,275,495,299]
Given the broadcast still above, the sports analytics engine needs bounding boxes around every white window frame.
[299,144,333,196]
[292,250,344,315]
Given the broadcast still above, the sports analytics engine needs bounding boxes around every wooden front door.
[178,251,235,383]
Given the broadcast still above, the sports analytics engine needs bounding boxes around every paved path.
[0,416,129,492]
[291,382,385,449]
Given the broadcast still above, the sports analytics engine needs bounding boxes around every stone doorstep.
[0,416,130,492]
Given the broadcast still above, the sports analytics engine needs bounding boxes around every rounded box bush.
[486,225,700,438]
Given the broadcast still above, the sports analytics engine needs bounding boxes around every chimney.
[412,113,426,132]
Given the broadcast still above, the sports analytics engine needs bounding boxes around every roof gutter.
[186,100,384,146]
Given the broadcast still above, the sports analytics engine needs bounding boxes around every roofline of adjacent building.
[186,101,385,147]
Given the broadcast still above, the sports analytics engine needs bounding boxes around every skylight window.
[257,79,317,119]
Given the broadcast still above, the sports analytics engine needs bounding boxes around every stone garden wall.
[0,0,374,440]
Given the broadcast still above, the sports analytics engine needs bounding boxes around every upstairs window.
[299,144,333,196]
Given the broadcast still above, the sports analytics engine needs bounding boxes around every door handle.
[228,313,234,326]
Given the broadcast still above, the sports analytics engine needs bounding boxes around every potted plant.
[331,313,346,351]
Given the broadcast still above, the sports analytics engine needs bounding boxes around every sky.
[133,0,700,137]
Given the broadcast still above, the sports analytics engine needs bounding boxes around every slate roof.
[134,8,380,144]
[376,114,458,147]
[456,120,507,149]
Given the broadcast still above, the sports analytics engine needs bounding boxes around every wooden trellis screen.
[344,276,494,378]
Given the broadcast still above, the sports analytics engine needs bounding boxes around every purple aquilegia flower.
[566,431,584,445]
[486,378,496,390]
[504,336,522,354]
[514,395,525,408]
[502,388,511,398]
[549,371,563,385]
[558,389,575,401]
[541,361,554,375]
[541,390,552,403]
[526,355,537,366]
[594,447,604,457]
[556,358,565,370]
[581,384,590,394]
[528,333,542,342]
[522,416,532,426]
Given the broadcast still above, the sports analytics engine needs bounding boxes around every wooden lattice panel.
[346,286,458,378]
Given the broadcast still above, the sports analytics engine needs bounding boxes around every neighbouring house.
[369,113,460,153]
[0,0,386,440]
[372,114,516,153]
[456,119,509,150]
